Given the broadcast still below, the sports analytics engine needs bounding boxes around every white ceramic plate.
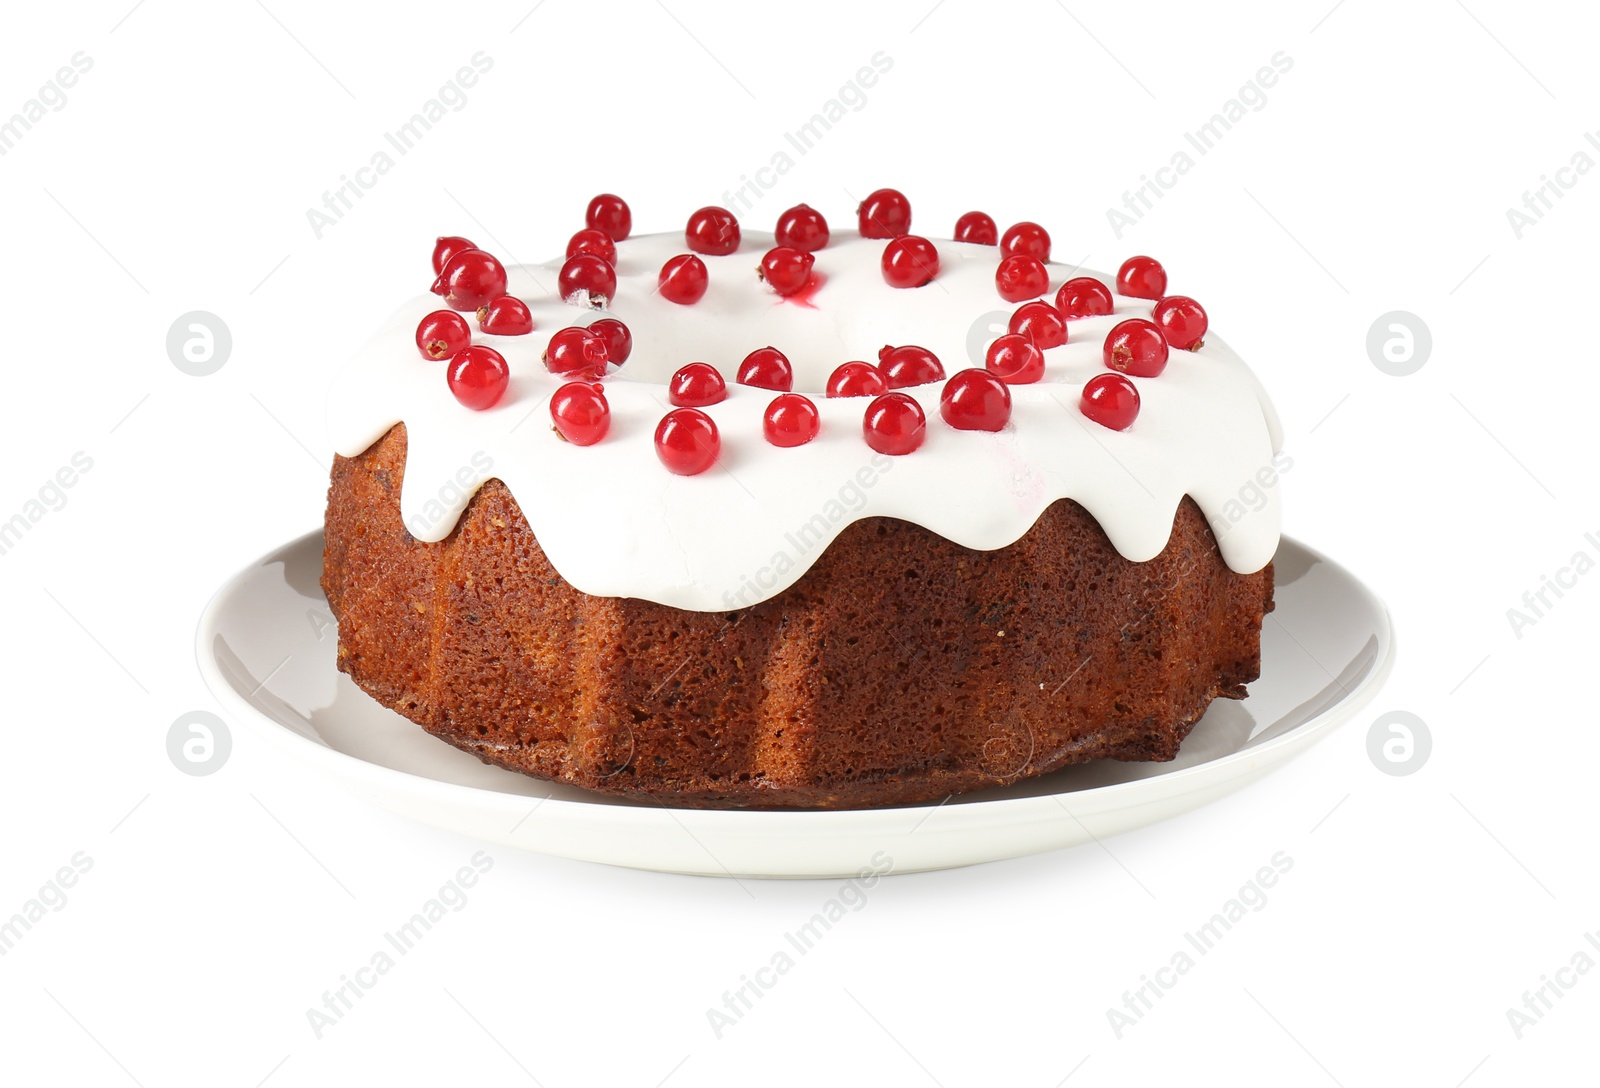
[196,531,1393,878]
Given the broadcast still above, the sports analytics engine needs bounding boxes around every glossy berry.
[559,252,617,306]
[432,235,476,275]
[1008,301,1067,349]
[446,346,509,410]
[953,211,998,245]
[416,310,471,360]
[432,249,508,312]
[658,254,709,304]
[737,347,793,391]
[587,317,632,365]
[477,295,534,336]
[1151,295,1208,350]
[542,326,609,378]
[857,188,911,238]
[566,228,617,267]
[549,382,610,446]
[826,361,888,399]
[940,369,1012,432]
[1001,221,1051,262]
[995,254,1049,303]
[1116,255,1167,299]
[763,393,821,448]
[668,362,726,407]
[985,333,1046,385]
[655,408,720,475]
[1103,318,1169,377]
[1081,373,1140,431]
[775,204,830,252]
[586,194,632,240]
[686,206,741,255]
[863,392,926,456]
[1055,277,1115,319]
[881,235,940,288]
[878,344,944,389]
[759,246,815,296]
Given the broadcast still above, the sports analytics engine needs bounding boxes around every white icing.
[327,231,1282,611]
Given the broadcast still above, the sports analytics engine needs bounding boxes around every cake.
[322,191,1283,810]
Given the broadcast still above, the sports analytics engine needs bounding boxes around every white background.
[2,0,1596,1083]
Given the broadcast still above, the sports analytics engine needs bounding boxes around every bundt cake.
[322,192,1283,809]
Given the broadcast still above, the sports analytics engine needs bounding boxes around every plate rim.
[195,528,1395,830]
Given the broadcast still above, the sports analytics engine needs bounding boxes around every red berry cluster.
[413,193,1217,472]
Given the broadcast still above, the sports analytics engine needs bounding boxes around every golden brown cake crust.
[322,424,1274,809]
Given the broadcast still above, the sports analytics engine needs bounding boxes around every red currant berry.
[549,382,610,446]
[432,235,476,275]
[940,369,1012,432]
[1116,255,1167,299]
[658,254,708,305]
[686,206,741,256]
[1151,295,1208,350]
[763,393,821,448]
[477,295,534,336]
[586,194,632,240]
[416,310,471,360]
[985,333,1046,385]
[1008,301,1066,349]
[1103,318,1169,377]
[668,362,726,407]
[953,211,998,245]
[1055,277,1115,319]
[1081,373,1140,431]
[995,255,1049,303]
[881,235,940,288]
[737,347,793,391]
[559,252,617,307]
[432,249,508,312]
[446,346,509,410]
[759,246,815,296]
[877,345,945,389]
[587,317,632,365]
[655,408,720,475]
[863,392,926,455]
[1001,221,1051,262]
[775,203,830,252]
[542,326,610,378]
[857,188,911,238]
[826,361,888,398]
[565,228,617,267]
